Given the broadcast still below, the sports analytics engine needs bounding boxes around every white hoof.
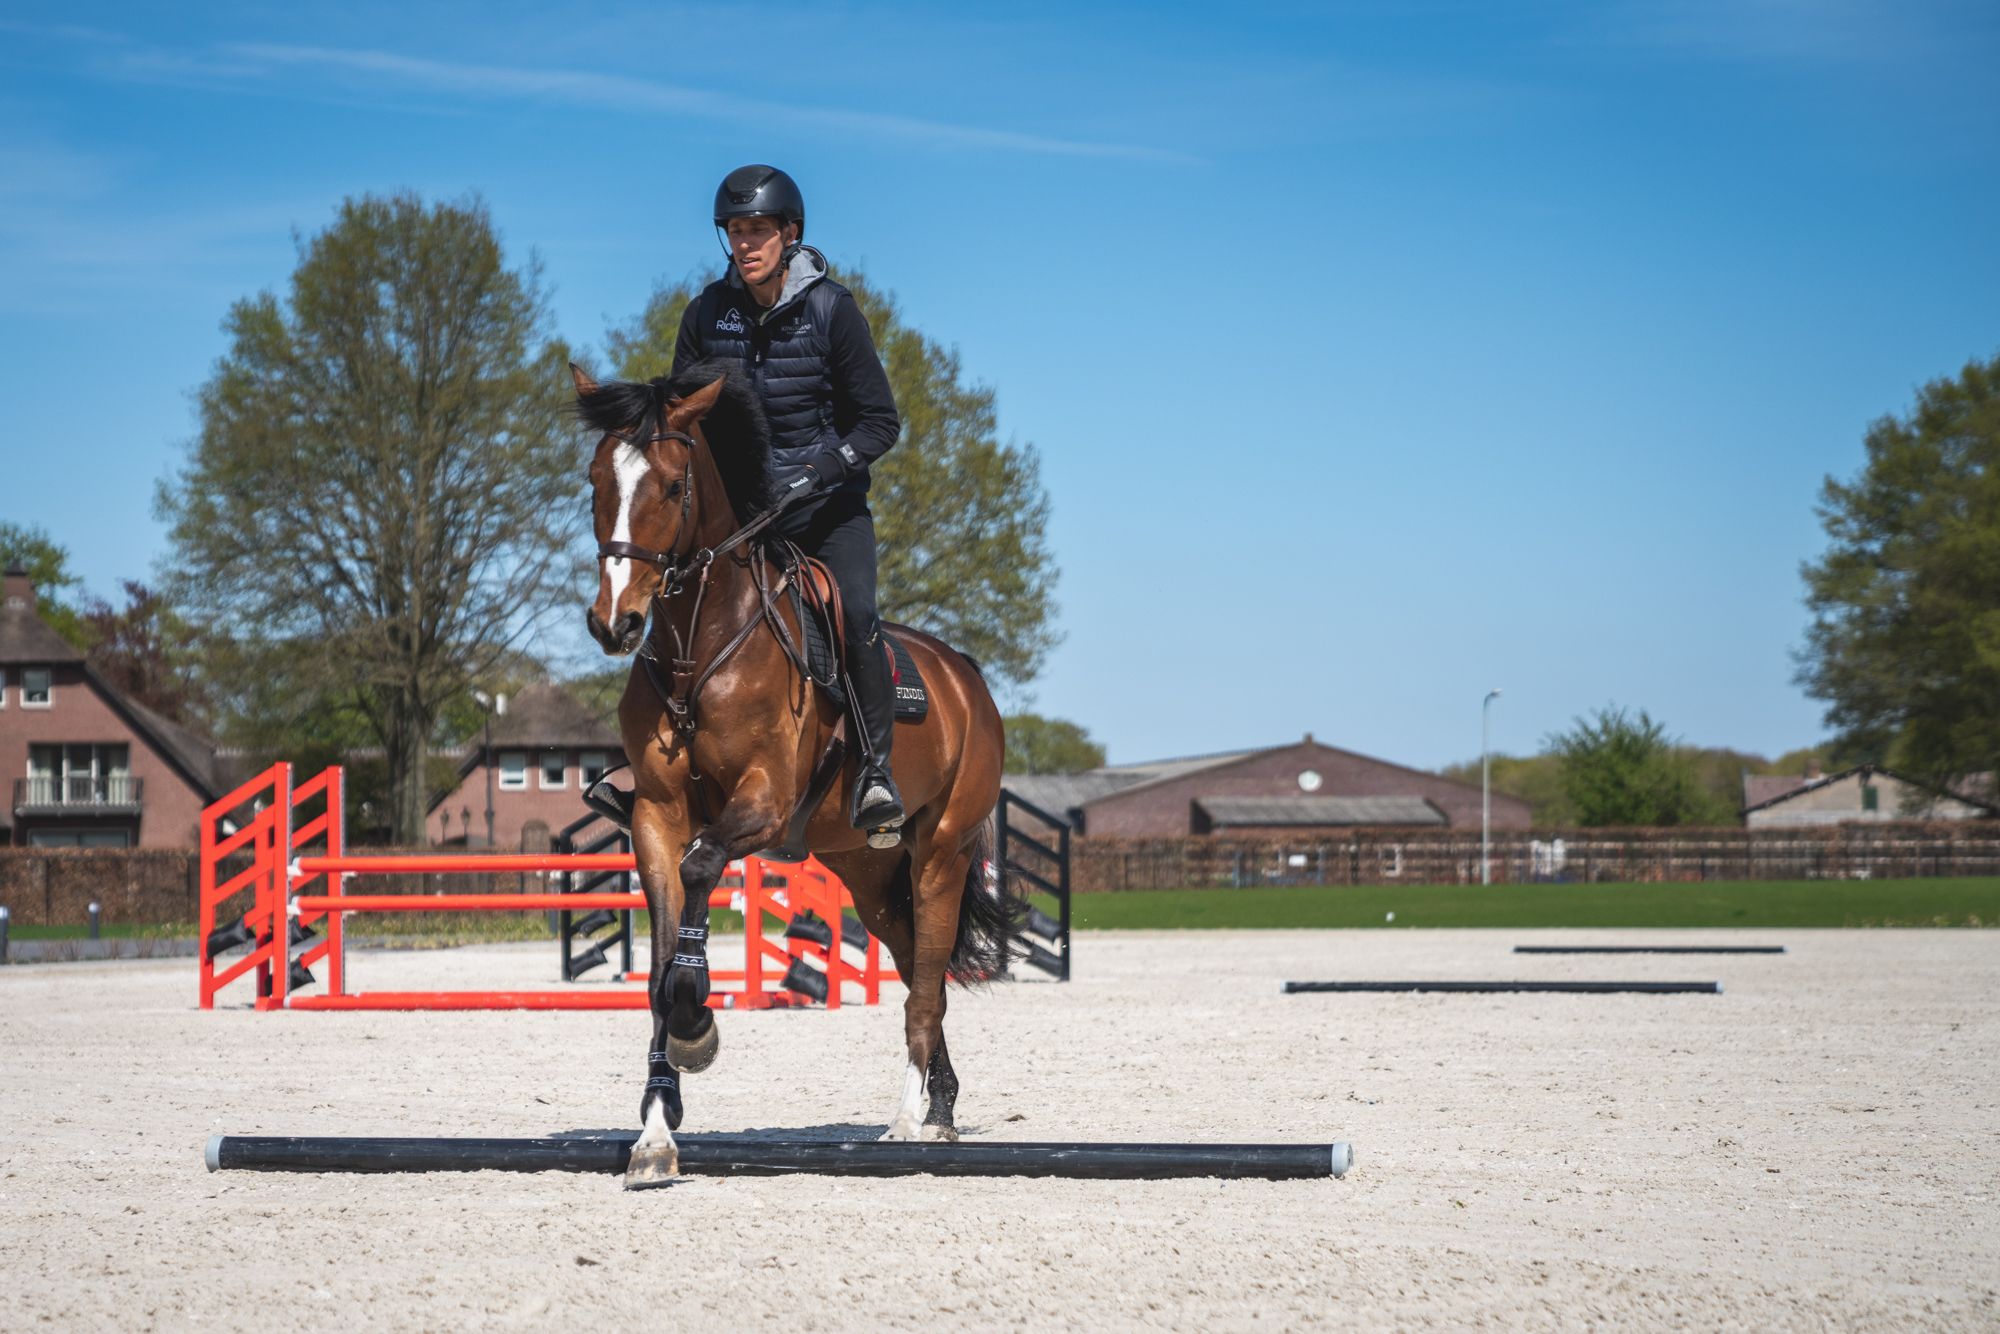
[880,1060,925,1142]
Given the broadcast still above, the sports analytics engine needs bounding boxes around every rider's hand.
[772,463,819,507]
[808,442,858,488]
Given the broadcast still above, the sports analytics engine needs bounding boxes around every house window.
[497,751,528,791]
[1862,785,1879,813]
[26,744,130,804]
[22,667,52,708]
[580,751,610,788]
[0,665,7,706]
[1381,844,1404,878]
[539,752,566,790]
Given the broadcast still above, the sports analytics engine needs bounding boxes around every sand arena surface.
[2,929,1996,1330]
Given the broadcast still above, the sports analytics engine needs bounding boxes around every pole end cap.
[1330,1142,1354,1177]
[204,1135,223,1172]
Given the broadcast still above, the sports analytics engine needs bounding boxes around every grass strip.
[1064,878,2000,930]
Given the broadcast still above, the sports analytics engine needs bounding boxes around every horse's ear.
[670,375,727,423]
[569,363,598,397]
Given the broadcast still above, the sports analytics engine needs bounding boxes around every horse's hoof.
[668,1018,720,1074]
[921,1122,959,1142]
[624,1146,680,1189]
[880,1120,921,1143]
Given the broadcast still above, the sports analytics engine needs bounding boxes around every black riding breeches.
[776,491,892,764]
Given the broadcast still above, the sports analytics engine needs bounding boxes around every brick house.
[1004,734,1533,835]
[429,683,622,850]
[0,565,221,848]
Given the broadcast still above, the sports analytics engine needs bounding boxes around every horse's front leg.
[627,795,690,1190]
[671,766,791,1062]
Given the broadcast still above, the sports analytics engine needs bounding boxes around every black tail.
[948,820,1021,983]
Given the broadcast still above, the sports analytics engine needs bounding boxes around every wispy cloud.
[114,38,1194,164]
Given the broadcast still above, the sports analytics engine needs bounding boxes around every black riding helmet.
[713,165,805,264]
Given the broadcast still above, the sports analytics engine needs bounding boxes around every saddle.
[791,557,928,722]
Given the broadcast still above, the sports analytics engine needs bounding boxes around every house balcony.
[13,776,144,816]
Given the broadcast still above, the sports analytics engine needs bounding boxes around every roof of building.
[0,580,85,666]
[1091,748,1259,781]
[999,772,1150,821]
[1739,762,2000,816]
[113,684,222,797]
[1742,773,1809,809]
[1002,733,1522,829]
[486,683,621,749]
[1196,795,1448,827]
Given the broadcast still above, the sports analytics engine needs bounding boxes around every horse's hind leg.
[882,832,975,1142]
[922,1030,959,1141]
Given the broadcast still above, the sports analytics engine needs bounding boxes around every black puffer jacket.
[671,246,900,496]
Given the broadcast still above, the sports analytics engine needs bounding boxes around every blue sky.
[3,1,1996,769]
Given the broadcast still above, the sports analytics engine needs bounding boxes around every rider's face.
[726,216,796,288]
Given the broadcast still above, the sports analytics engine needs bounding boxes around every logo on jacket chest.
[715,307,746,335]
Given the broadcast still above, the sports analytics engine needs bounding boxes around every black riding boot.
[846,626,905,845]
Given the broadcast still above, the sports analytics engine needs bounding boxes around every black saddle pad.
[800,612,928,722]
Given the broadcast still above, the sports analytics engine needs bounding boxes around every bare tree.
[159,193,583,841]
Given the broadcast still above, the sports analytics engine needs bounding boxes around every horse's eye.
[665,481,684,499]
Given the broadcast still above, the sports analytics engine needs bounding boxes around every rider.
[670,164,907,845]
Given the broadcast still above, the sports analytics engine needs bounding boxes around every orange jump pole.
[293,893,646,913]
[293,853,635,875]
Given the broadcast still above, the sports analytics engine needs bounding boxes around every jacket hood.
[731,244,829,322]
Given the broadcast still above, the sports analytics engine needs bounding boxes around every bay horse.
[573,359,1015,1189]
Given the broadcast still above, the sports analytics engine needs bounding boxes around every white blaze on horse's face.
[603,440,652,609]
[588,430,682,655]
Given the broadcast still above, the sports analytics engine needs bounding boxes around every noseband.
[596,429,700,581]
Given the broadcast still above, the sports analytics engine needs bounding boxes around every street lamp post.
[1482,688,1503,886]
[472,691,508,850]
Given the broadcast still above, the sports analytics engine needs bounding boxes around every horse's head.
[573,364,728,656]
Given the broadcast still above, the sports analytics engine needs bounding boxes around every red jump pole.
[293,852,638,876]
[294,892,647,913]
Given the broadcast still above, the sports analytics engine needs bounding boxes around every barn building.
[0,565,222,848]
[1002,734,1532,836]
[1741,762,1999,827]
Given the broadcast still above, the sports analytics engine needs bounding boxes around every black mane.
[575,359,775,519]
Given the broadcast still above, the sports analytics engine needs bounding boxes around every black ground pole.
[1512,945,1785,955]
[1282,980,1722,995]
[206,1135,1353,1180]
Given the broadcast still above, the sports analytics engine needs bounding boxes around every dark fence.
[1071,823,2000,892]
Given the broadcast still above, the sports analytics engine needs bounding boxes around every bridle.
[595,428,699,582]
[591,423,824,745]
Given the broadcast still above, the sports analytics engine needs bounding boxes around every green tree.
[0,521,88,647]
[605,264,1060,687]
[1438,752,1571,826]
[1799,352,2000,793]
[1546,706,1727,826]
[158,193,580,842]
[1003,713,1106,774]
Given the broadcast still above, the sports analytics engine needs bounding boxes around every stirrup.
[583,773,635,831]
[852,768,905,847]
